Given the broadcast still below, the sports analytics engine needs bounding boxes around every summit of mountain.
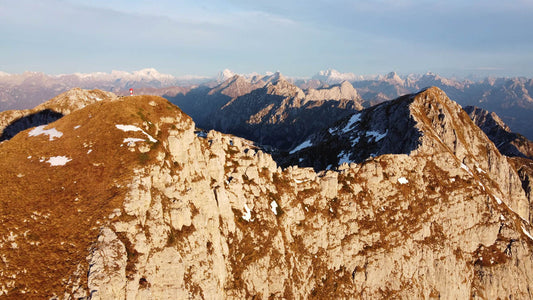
[284,86,529,217]
[216,68,237,82]
[305,81,360,102]
[0,88,117,141]
[264,74,305,99]
[312,69,365,84]
[378,71,404,86]
[208,75,264,99]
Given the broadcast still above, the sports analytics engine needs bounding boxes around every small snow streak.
[461,163,472,175]
[242,204,252,222]
[28,125,63,141]
[290,139,312,154]
[46,156,72,166]
[115,124,157,143]
[338,151,352,165]
[342,113,361,133]
[270,201,279,215]
[123,138,145,146]
[398,177,409,184]
[522,225,533,241]
[350,136,361,147]
[366,130,388,142]
[116,124,143,132]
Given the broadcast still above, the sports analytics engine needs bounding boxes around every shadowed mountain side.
[166,75,266,127]
[211,98,359,150]
[277,93,422,170]
[464,106,533,159]
[0,109,64,141]
[166,86,230,126]
[167,76,364,151]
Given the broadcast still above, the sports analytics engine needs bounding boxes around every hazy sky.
[1,0,533,77]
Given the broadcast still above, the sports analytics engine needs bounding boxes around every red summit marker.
[129,88,134,96]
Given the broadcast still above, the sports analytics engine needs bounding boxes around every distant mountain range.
[1,68,532,139]
[168,73,364,150]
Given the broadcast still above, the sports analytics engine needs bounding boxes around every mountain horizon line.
[1,68,531,83]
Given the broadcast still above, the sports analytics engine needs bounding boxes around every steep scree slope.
[0,93,533,299]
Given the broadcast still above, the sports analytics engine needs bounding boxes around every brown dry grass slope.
[0,95,185,298]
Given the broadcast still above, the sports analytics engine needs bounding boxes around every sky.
[1,0,533,78]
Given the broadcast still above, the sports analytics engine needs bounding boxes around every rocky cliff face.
[464,105,533,159]
[1,90,533,299]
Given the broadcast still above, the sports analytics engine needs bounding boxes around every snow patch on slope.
[338,151,352,165]
[522,225,533,241]
[46,156,72,166]
[123,138,146,147]
[342,113,361,133]
[115,124,157,143]
[270,201,279,215]
[366,130,388,142]
[28,125,63,141]
[242,204,253,222]
[290,139,313,154]
[398,177,409,184]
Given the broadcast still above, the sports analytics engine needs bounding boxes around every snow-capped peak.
[217,69,236,82]
[312,69,360,84]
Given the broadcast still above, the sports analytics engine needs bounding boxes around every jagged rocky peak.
[2,92,533,298]
[265,73,305,99]
[305,81,360,103]
[288,86,528,219]
[264,71,285,83]
[383,71,404,85]
[464,105,533,159]
[216,68,236,82]
[465,105,510,133]
[312,69,359,83]
[208,74,260,99]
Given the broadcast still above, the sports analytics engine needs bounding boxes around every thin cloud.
[1,0,532,77]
